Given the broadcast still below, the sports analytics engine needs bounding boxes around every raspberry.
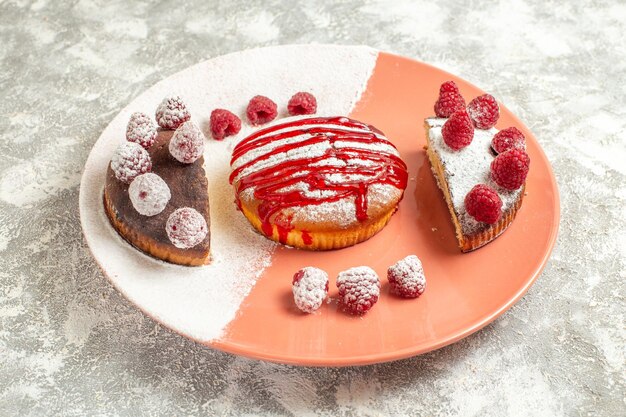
[169,121,205,164]
[336,266,380,315]
[490,148,530,190]
[287,92,317,116]
[126,112,157,150]
[210,109,242,140]
[292,267,329,313]
[434,81,466,118]
[165,207,208,249]
[464,184,503,224]
[491,127,526,154]
[467,94,499,129]
[110,142,152,184]
[387,255,426,298]
[442,110,474,150]
[128,173,171,216]
[155,96,191,130]
[246,95,277,126]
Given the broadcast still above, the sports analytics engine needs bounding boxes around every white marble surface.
[0,1,624,415]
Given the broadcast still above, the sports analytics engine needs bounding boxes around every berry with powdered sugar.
[155,96,191,130]
[128,173,171,216]
[210,109,242,140]
[246,95,278,125]
[169,121,205,164]
[434,81,466,118]
[336,266,380,315]
[110,142,152,184]
[464,184,502,224]
[166,207,208,249]
[292,267,329,313]
[467,94,499,129]
[491,148,530,190]
[126,112,157,150]
[287,92,317,116]
[491,127,526,154]
[442,110,474,150]
[387,255,426,298]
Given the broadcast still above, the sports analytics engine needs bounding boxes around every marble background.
[1,0,624,415]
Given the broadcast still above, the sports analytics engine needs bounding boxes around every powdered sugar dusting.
[292,267,329,313]
[128,173,171,216]
[79,45,378,342]
[110,142,152,184]
[336,266,381,314]
[387,255,426,298]
[426,118,523,234]
[165,207,208,249]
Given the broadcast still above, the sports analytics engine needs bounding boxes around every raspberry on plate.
[169,121,205,164]
[336,266,380,315]
[210,109,242,140]
[110,142,152,184]
[128,173,171,216]
[464,184,502,224]
[287,92,317,116]
[387,255,426,298]
[467,94,499,129]
[442,110,474,150]
[246,95,278,125]
[155,96,191,130]
[491,148,530,190]
[434,81,466,118]
[491,127,526,154]
[292,267,329,313]
[126,112,157,150]
[165,207,208,249]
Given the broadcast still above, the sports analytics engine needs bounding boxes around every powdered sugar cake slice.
[424,117,525,251]
[80,45,379,342]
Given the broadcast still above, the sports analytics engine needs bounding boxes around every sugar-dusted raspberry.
[491,127,526,154]
[434,81,466,118]
[490,148,530,190]
[336,266,380,315]
[126,112,157,150]
[467,94,499,129]
[210,109,242,140]
[165,207,208,249]
[169,121,205,164]
[110,142,152,184]
[387,255,426,298]
[442,110,474,150]
[292,267,329,313]
[287,92,317,116]
[464,184,502,224]
[128,173,171,216]
[155,95,191,130]
[246,95,278,126]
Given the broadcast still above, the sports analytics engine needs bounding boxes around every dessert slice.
[424,82,529,252]
[104,110,210,266]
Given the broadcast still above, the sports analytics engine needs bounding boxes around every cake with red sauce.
[229,116,408,250]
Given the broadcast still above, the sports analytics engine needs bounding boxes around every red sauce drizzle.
[301,230,313,245]
[230,117,408,243]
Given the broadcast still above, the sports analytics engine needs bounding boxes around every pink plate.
[80,45,559,366]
